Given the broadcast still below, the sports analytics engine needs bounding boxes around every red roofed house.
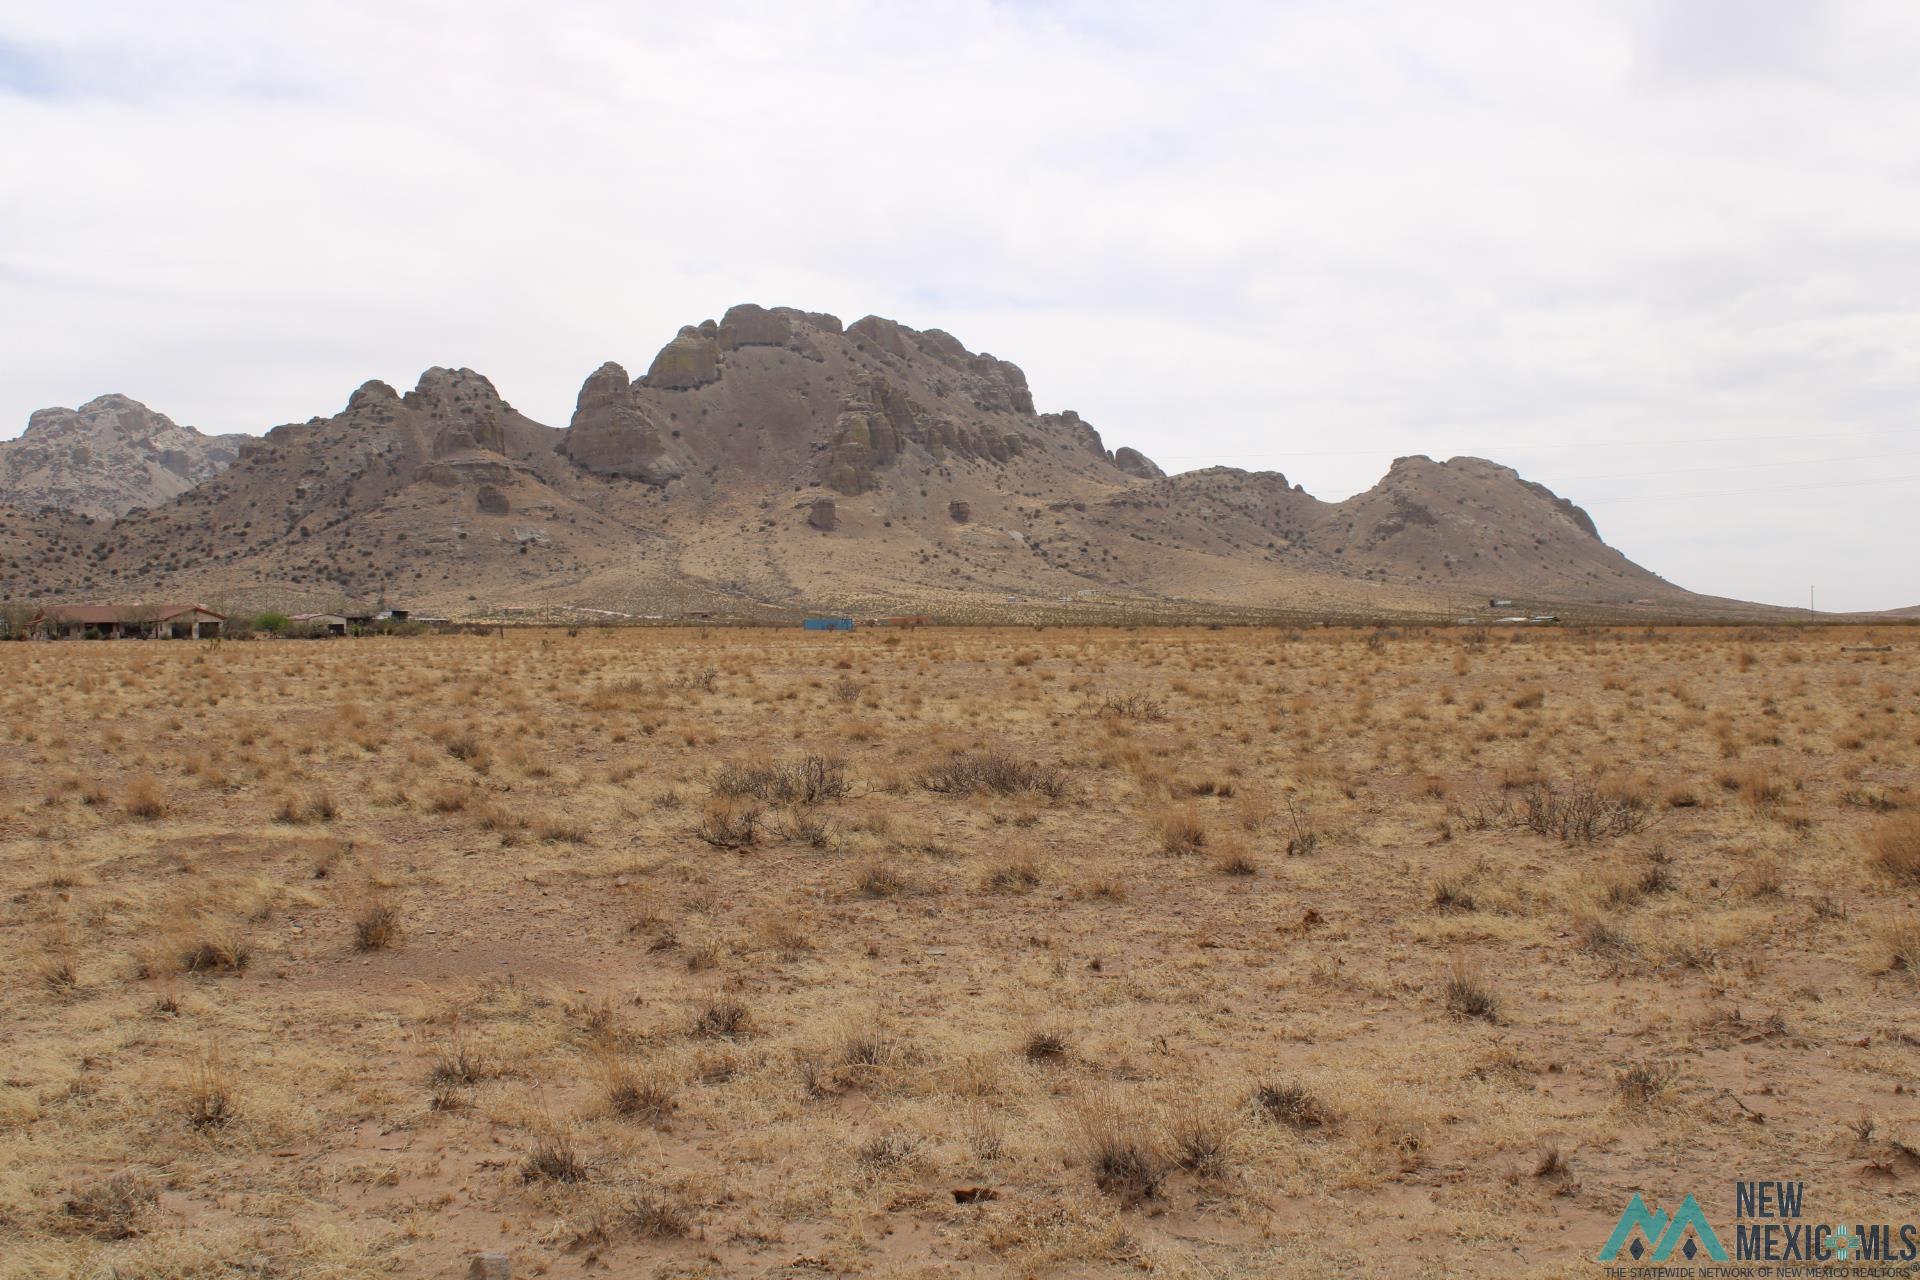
[32,603,227,640]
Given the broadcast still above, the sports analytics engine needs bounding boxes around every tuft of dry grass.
[62,1173,160,1240]
[276,787,338,824]
[122,772,168,820]
[853,860,907,896]
[1443,956,1501,1022]
[1874,921,1920,979]
[352,897,401,951]
[1072,1093,1170,1204]
[1152,803,1206,855]
[175,924,251,975]
[1253,1081,1335,1132]
[1170,1100,1237,1179]
[183,1049,235,1130]
[1022,1027,1071,1063]
[688,995,752,1040]
[521,1128,589,1183]
[1865,815,1920,883]
[1616,1060,1680,1105]
[983,856,1043,891]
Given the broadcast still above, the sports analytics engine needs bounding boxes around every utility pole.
[1809,585,1815,623]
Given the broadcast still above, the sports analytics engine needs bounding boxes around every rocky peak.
[1113,446,1164,479]
[563,361,681,483]
[1,394,248,519]
[406,367,511,455]
[346,380,399,411]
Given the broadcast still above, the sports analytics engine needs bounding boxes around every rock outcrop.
[563,362,681,483]
[409,368,512,455]
[1113,447,1164,479]
[717,303,792,350]
[644,328,722,390]
[0,394,248,519]
[4,301,1717,620]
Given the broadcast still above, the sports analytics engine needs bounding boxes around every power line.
[1159,424,1920,461]
[1581,472,1920,505]
[1538,449,1920,484]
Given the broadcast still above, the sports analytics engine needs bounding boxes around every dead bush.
[353,898,401,951]
[63,1173,159,1240]
[621,1188,695,1238]
[1516,780,1651,844]
[1022,1027,1070,1063]
[1094,691,1168,722]
[275,788,337,824]
[922,750,1065,799]
[177,924,251,975]
[695,797,760,848]
[712,754,849,805]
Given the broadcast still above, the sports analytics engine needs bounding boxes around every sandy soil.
[1,624,1916,1277]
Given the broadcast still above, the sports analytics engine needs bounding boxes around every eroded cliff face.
[3,302,1717,619]
[1,395,248,518]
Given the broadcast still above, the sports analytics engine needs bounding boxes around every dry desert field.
[2,624,1917,1278]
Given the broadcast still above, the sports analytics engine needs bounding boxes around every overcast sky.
[3,1,1917,610]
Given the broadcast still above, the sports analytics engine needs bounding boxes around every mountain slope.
[0,395,247,519]
[3,304,1757,620]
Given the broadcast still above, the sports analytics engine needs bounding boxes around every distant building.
[33,603,226,640]
[803,616,854,632]
[291,613,350,636]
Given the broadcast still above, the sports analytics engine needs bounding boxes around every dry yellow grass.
[0,623,1916,1277]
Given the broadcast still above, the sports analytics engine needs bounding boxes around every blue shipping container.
[802,617,854,631]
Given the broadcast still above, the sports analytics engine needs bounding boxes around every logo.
[1598,1193,1729,1263]
[1598,1182,1920,1273]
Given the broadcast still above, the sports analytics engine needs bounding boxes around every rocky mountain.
[0,395,248,520]
[0,304,1757,620]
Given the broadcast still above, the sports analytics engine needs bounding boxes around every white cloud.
[2,0,1917,609]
